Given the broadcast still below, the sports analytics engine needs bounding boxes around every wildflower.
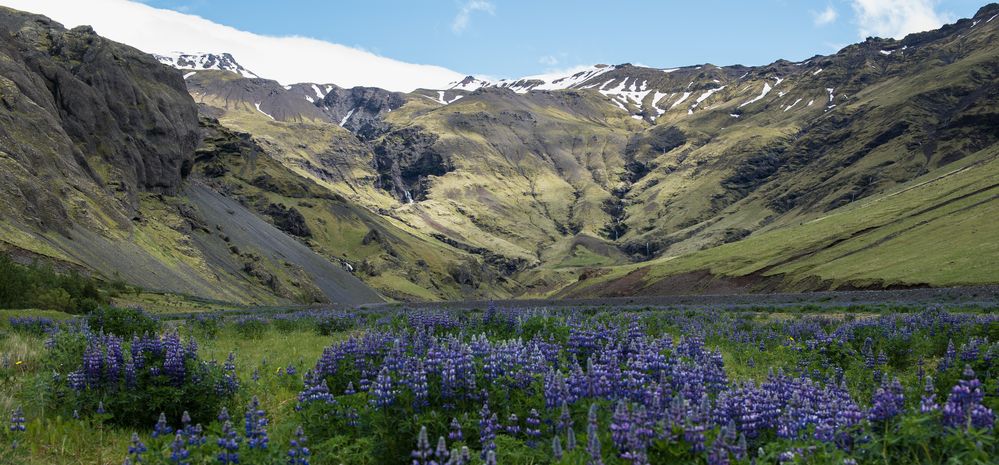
[287,426,310,465]
[244,396,270,449]
[217,420,240,464]
[127,432,147,463]
[169,433,190,464]
[153,412,173,438]
[942,366,995,430]
[412,426,433,465]
[448,417,463,442]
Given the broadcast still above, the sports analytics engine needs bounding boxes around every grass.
[0,318,338,465]
[563,147,999,296]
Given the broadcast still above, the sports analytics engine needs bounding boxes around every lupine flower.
[127,432,147,462]
[868,378,904,422]
[8,406,25,450]
[244,396,270,449]
[169,433,190,464]
[448,417,463,442]
[942,366,995,430]
[287,426,310,465]
[525,409,541,446]
[9,406,25,432]
[370,367,396,409]
[479,402,498,459]
[484,450,497,465]
[587,403,604,465]
[552,435,563,460]
[217,420,240,464]
[505,413,520,435]
[435,436,450,464]
[412,426,433,465]
[920,376,938,413]
[153,412,173,438]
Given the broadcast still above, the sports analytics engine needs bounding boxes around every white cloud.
[452,0,495,34]
[851,0,953,39]
[0,0,465,92]
[813,5,838,26]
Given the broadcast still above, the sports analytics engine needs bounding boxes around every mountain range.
[0,3,997,304]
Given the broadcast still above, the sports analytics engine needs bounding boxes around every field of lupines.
[0,303,996,465]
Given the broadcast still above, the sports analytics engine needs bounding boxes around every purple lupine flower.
[127,432,147,463]
[587,403,604,465]
[435,436,450,464]
[559,401,573,433]
[552,435,563,460]
[484,450,497,465]
[9,406,25,450]
[218,407,231,423]
[479,403,498,460]
[163,333,186,386]
[920,376,938,413]
[567,426,577,451]
[412,426,433,465]
[449,417,463,442]
[370,367,396,409]
[942,366,995,430]
[868,378,904,422]
[153,412,173,438]
[217,420,240,464]
[505,413,520,435]
[244,396,269,449]
[610,401,631,453]
[287,426,310,465]
[525,409,541,446]
[9,406,25,432]
[169,433,190,465]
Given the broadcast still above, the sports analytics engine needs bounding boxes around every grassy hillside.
[559,146,999,296]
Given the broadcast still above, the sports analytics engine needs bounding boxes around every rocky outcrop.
[0,8,199,198]
[319,86,406,139]
[372,126,451,202]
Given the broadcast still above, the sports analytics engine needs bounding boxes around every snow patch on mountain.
[740,83,772,107]
[155,52,260,78]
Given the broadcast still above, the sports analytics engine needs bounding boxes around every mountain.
[2,3,998,303]
[163,4,998,299]
[0,6,382,305]
[154,52,260,78]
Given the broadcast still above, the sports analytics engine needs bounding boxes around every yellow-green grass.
[1,325,341,465]
[564,147,999,295]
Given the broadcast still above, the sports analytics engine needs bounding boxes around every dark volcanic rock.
[372,126,452,202]
[263,203,312,238]
[0,8,199,199]
[320,86,406,139]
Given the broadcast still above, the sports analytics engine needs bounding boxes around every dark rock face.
[320,86,406,139]
[0,9,199,197]
[262,203,312,238]
[372,126,451,202]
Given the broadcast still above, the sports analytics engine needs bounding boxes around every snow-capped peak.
[154,52,260,79]
[448,75,490,92]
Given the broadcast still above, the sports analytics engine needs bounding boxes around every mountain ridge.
[1,3,997,303]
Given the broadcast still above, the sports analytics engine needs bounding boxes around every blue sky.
[137,0,985,77]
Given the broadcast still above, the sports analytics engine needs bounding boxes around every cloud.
[813,5,838,26]
[851,0,953,39]
[452,0,495,34]
[0,0,465,91]
[538,55,559,66]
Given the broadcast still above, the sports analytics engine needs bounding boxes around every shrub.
[45,328,238,427]
[234,317,269,339]
[86,307,160,338]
